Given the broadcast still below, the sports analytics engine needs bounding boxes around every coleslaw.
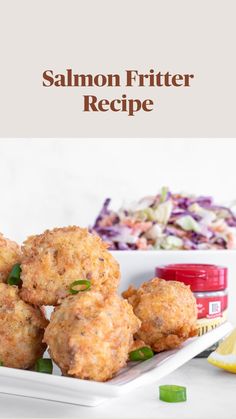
[91,188,236,250]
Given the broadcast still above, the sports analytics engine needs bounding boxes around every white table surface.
[0,359,235,419]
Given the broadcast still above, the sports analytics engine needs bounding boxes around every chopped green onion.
[69,280,91,294]
[0,361,3,366]
[35,358,53,374]
[160,186,169,202]
[159,385,187,403]
[129,346,154,362]
[7,264,22,286]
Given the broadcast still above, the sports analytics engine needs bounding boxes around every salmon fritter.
[122,277,197,352]
[0,234,21,283]
[20,226,120,306]
[44,291,140,381]
[0,283,48,369]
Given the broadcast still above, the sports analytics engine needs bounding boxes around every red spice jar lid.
[155,264,227,292]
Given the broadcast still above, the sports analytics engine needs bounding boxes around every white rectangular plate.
[0,322,233,406]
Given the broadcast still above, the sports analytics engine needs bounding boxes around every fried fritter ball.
[0,283,48,369]
[0,234,21,283]
[129,339,151,352]
[20,226,120,306]
[122,278,197,352]
[44,291,140,381]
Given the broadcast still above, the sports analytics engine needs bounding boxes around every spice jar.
[155,264,228,336]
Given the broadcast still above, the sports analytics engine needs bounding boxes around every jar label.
[196,295,228,319]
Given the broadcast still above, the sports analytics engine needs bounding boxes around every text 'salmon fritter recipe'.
[42,69,195,116]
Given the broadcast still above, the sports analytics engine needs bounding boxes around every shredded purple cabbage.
[90,188,236,250]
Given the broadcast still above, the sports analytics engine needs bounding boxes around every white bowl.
[111,250,236,325]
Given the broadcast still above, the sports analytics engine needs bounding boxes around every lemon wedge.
[208,328,236,373]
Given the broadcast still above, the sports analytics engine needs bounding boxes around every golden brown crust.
[0,234,22,283]
[0,283,48,369]
[20,226,120,306]
[44,291,140,381]
[129,339,150,352]
[122,277,197,352]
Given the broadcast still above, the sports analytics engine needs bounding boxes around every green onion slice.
[129,346,154,362]
[0,361,3,366]
[69,280,91,294]
[159,385,187,403]
[35,358,53,374]
[7,263,22,286]
[160,186,169,202]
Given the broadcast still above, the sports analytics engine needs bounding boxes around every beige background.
[0,0,235,137]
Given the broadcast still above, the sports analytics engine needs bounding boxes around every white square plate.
[0,322,233,406]
[0,250,234,406]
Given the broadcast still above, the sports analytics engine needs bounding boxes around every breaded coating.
[129,339,150,352]
[122,278,197,352]
[0,234,21,283]
[0,283,48,369]
[44,291,140,381]
[20,226,120,306]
